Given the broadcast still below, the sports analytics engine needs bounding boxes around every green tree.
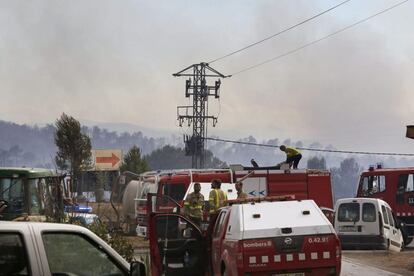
[146,145,226,170]
[331,158,363,201]
[120,145,149,174]
[54,113,92,194]
[307,156,327,170]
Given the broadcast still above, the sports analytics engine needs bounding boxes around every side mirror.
[396,220,403,229]
[183,228,192,238]
[0,200,8,213]
[130,261,146,276]
[178,220,187,231]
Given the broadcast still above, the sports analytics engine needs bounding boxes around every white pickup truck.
[0,221,145,276]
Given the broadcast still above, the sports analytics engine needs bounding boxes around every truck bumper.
[338,234,386,250]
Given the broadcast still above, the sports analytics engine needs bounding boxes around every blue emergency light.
[64,205,92,213]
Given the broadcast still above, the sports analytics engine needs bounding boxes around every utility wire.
[205,137,414,157]
[208,0,352,64]
[231,0,409,76]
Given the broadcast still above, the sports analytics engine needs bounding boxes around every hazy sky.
[1,0,413,154]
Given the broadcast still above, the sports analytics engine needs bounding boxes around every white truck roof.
[225,200,334,240]
[335,197,391,208]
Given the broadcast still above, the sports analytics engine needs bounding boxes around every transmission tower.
[174,62,228,168]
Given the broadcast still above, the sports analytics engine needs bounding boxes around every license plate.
[339,225,356,232]
[274,273,305,276]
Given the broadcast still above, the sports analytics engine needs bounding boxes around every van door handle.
[357,226,362,232]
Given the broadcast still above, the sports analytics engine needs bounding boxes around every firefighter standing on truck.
[209,179,227,220]
[184,182,204,226]
[279,145,302,169]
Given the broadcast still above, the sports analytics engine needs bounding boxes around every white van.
[334,198,403,251]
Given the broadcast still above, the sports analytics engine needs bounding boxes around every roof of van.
[335,197,390,208]
[225,200,334,240]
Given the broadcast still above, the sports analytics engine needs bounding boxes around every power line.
[205,137,414,157]
[208,0,352,64]
[231,0,409,76]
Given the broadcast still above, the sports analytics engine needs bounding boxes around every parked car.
[334,197,404,251]
[67,212,101,226]
[0,221,145,276]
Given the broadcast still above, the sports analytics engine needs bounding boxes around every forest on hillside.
[1,120,413,200]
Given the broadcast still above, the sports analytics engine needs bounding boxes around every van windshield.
[338,203,360,222]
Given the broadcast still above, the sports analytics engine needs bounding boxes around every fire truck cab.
[135,170,179,237]
[356,166,414,244]
[148,196,341,276]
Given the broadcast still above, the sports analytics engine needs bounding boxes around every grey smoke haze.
[0,0,413,155]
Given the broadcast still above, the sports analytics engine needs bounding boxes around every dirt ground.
[125,236,149,249]
[86,202,150,247]
[343,248,414,275]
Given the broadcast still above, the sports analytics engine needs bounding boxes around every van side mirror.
[393,214,403,229]
[130,261,146,276]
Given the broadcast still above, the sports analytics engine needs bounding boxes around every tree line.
[1,115,412,200]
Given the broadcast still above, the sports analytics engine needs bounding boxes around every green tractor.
[0,167,65,222]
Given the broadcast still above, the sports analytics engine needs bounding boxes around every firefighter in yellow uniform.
[184,182,204,226]
[209,179,227,222]
[279,145,302,169]
[235,181,248,199]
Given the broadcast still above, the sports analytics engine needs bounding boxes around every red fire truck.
[156,167,333,208]
[154,166,334,222]
[356,166,414,244]
[137,166,334,236]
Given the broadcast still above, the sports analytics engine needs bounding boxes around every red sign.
[96,153,120,167]
[92,149,122,171]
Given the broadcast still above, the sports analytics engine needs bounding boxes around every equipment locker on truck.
[147,195,341,276]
